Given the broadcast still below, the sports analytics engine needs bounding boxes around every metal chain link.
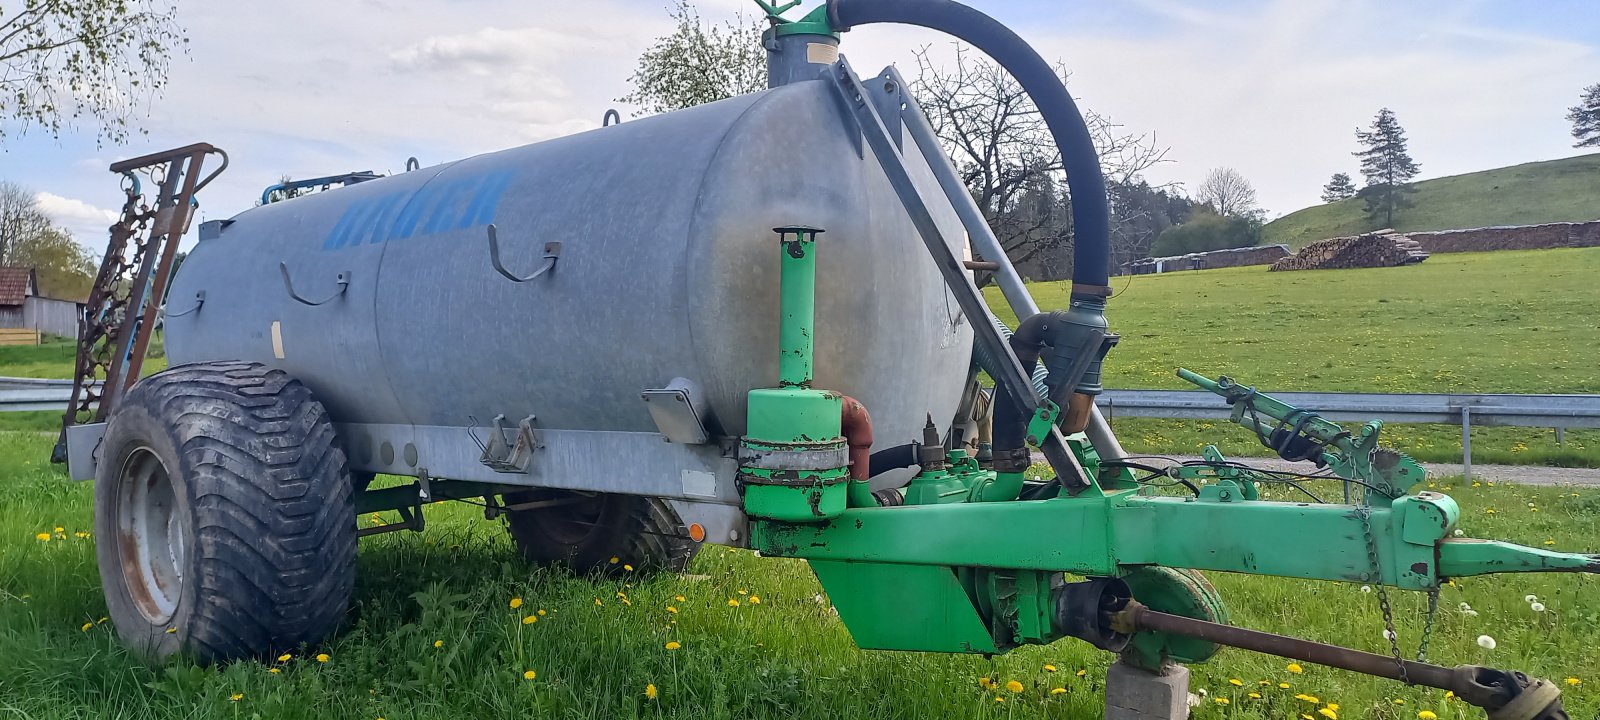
[1417,585,1440,663]
[1357,501,1411,685]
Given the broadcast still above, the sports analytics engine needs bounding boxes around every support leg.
[1461,407,1472,481]
[1105,659,1191,720]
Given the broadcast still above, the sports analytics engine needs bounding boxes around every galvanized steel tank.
[166,78,973,472]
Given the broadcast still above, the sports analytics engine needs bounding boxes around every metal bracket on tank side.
[487,224,561,283]
[865,69,905,150]
[478,414,541,473]
[826,57,1094,493]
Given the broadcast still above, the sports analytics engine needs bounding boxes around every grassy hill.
[1262,153,1600,248]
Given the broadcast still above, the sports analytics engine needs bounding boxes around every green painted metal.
[754,1,837,38]
[1438,539,1600,577]
[739,227,848,522]
[1120,567,1230,670]
[810,560,998,653]
[776,228,820,388]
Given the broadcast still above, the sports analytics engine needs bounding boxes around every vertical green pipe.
[776,226,821,388]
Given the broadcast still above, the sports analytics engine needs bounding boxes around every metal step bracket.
[479,414,540,473]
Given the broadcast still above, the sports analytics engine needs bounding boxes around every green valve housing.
[739,227,849,522]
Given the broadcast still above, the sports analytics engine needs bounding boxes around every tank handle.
[279,262,351,305]
[602,109,621,127]
[486,224,561,283]
[165,291,205,318]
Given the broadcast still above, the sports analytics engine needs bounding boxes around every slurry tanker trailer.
[58,2,1591,717]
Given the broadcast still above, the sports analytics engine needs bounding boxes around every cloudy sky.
[3,0,1596,250]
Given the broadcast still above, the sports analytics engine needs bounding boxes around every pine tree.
[1353,108,1420,227]
[1568,83,1600,148]
[1320,172,1357,203]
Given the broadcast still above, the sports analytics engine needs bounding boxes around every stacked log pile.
[1270,230,1428,271]
[1408,221,1600,253]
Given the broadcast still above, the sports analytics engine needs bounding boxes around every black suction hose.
[826,0,1113,291]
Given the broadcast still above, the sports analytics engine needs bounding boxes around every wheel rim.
[116,447,185,624]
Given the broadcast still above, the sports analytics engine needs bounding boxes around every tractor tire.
[93,361,356,664]
[503,489,696,574]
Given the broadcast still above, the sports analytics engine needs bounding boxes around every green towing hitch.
[737,229,1593,719]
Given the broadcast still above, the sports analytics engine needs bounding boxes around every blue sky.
[2,0,1596,250]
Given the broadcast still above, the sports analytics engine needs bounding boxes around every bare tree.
[0,0,186,144]
[1195,167,1258,218]
[911,45,1168,270]
[0,180,52,261]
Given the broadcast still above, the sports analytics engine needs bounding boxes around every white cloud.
[34,192,117,242]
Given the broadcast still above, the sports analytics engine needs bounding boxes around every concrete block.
[1105,660,1190,720]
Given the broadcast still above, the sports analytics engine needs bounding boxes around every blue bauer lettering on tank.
[323,169,516,250]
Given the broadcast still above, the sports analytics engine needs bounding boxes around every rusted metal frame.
[99,159,183,410]
[126,147,211,391]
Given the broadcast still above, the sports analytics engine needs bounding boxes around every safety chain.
[1358,497,1443,683]
[68,185,156,422]
[1357,501,1411,685]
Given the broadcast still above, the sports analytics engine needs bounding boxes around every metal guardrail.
[5,379,1594,479]
[1098,389,1600,478]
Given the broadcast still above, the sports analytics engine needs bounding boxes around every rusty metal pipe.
[1113,601,1564,716]
[840,395,874,482]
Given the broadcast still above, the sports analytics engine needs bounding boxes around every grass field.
[995,246,1600,467]
[2,426,1597,719]
[1261,153,1600,248]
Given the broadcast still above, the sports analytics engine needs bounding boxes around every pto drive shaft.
[1110,601,1568,720]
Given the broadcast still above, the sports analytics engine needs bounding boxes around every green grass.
[0,336,167,380]
[1261,153,1600,248]
[2,429,1597,719]
[996,246,1600,466]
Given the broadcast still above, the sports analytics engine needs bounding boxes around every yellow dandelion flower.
[1327,704,1340,712]
[75,531,91,539]
[433,640,444,648]
[1280,682,1291,689]
[644,683,658,700]
[1229,678,1244,686]
[1296,694,1320,703]
[1005,680,1024,693]
[268,668,281,674]
[510,597,524,609]
[665,641,681,650]
[609,556,620,564]
[1044,664,1058,673]
[994,697,1005,703]
[523,670,537,680]
[1545,540,1557,546]
[621,598,632,606]
[1445,691,1455,700]
[674,595,685,602]
[1248,693,1262,699]
[165,627,177,634]
[727,598,740,607]
[1213,697,1229,705]
[1318,710,1337,720]
[537,609,546,616]
[1302,715,1314,720]
[35,533,50,542]
[595,598,603,606]
[277,653,292,662]
[978,677,993,689]
[1076,669,1087,677]
[1393,699,1404,705]
[1259,680,1271,686]
[97,617,107,624]
[81,622,92,631]
[1418,712,1438,720]
[316,653,330,663]
[1566,677,1582,686]
[749,595,761,604]
[1287,663,1304,674]
[522,615,537,625]
[229,693,244,702]
[616,591,628,599]
[666,606,678,614]
[54,527,64,533]
[738,589,749,595]
[624,564,634,572]
[1050,687,1066,696]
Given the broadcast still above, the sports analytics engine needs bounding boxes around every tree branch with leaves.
[0,0,186,145]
